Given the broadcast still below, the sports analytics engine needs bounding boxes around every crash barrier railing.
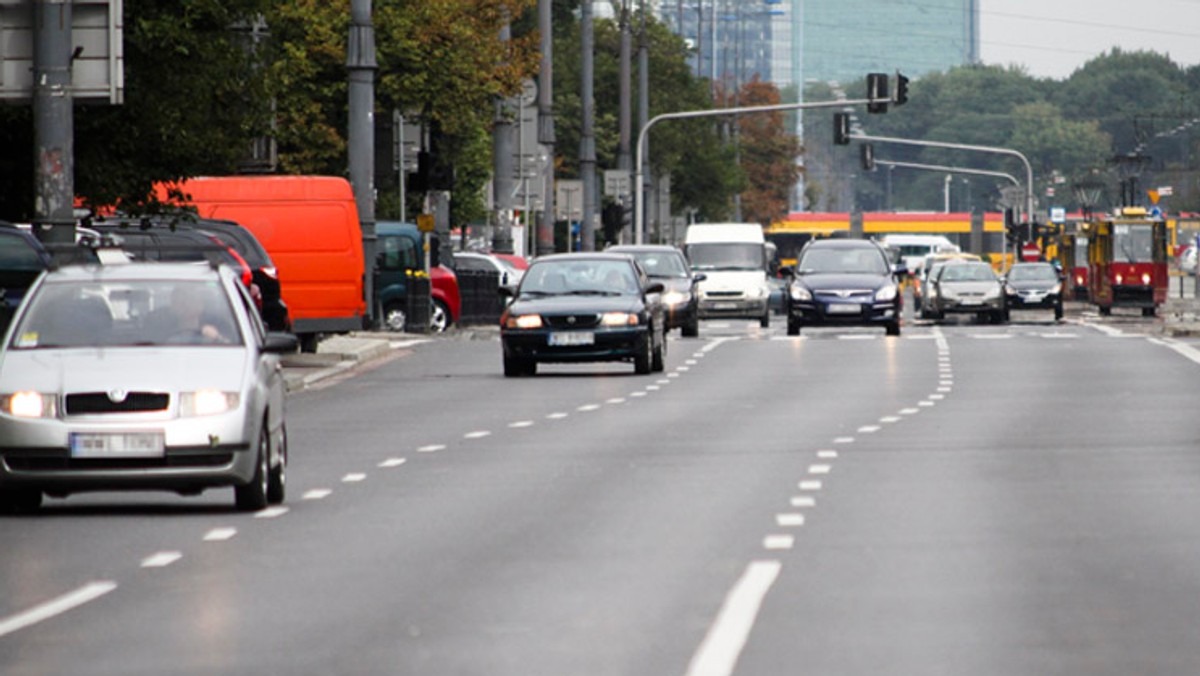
[456,269,504,325]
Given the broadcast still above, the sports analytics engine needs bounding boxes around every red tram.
[1085,208,1168,316]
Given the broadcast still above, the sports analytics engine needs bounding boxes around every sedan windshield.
[1008,265,1059,282]
[519,260,640,296]
[797,247,888,275]
[939,264,996,282]
[629,252,688,278]
[10,279,243,349]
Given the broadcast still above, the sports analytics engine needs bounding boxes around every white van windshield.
[686,243,764,271]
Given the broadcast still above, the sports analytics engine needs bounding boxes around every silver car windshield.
[10,279,243,349]
[939,264,996,282]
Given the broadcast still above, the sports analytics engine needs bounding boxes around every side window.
[233,280,266,344]
[380,236,418,270]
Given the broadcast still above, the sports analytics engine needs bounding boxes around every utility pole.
[580,0,597,250]
[33,0,75,246]
[493,14,516,253]
[637,0,650,241]
[617,1,632,175]
[536,0,556,255]
[347,0,377,325]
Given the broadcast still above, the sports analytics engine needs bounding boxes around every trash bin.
[405,271,431,333]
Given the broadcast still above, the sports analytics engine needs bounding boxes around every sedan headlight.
[662,291,689,306]
[983,286,1001,299]
[0,391,58,419]
[179,390,240,417]
[875,284,898,302]
[748,285,768,300]
[1051,283,1062,294]
[601,312,639,326]
[505,314,544,329]
[1005,285,1017,295]
[789,285,812,301]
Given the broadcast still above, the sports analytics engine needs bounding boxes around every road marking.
[900,408,920,415]
[657,379,671,385]
[971,334,1012,340]
[546,412,569,420]
[701,337,739,353]
[790,496,816,508]
[508,421,535,429]
[630,391,648,397]
[775,513,806,527]
[577,404,601,412]
[668,372,681,378]
[303,489,332,500]
[379,458,407,468]
[388,339,433,349]
[762,535,794,550]
[919,400,935,407]
[417,444,446,453]
[838,334,877,341]
[1088,323,1127,338]
[1039,332,1078,339]
[930,394,945,400]
[817,450,838,459]
[677,366,690,372]
[1156,337,1200,367]
[255,506,289,519]
[203,528,237,542]
[693,352,706,358]
[607,398,626,404]
[686,359,698,365]
[833,437,854,444]
[141,551,182,568]
[646,385,660,391]
[798,480,822,490]
[880,416,901,424]
[937,386,952,393]
[342,473,367,483]
[939,379,953,386]
[464,430,492,439]
[808,464,832,475]
[857,425,880,434]
[0,581,118,639]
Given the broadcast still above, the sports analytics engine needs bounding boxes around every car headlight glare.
[180,390,239,417]
[1115,273,1124,285]
[1005,285,1016,295]
[1051,283,1062,294]
[1142,273,1151,285]
[790,285,812,301]
[3,391,57,419]
[506,314,543,329]
[875,284,898,302]
[601,312,639,326]
[662,291,688,306]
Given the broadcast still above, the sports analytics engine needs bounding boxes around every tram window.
[1114,225,1154,263]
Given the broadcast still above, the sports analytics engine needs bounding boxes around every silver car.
[0,262,297,512]
[926,261,1007,324]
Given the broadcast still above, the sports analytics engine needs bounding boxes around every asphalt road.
[3,306,1200,675]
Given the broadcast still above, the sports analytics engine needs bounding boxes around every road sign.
[1021,242,1040,262]
[603,170,630,198]
[0,0,124,104]
[1050,207,1066,224]
[416,214,435,233]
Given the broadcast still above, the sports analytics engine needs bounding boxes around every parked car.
[88,215,291,332]
[925,260,1006,323]
[783,238,904,336]
[1004,261,1064,321]
[454,251,524,294]
[375,221,461,333]
[499,253,666,377]
[0,262,298,512]
[0,222,54,333]
[607,244,704,337]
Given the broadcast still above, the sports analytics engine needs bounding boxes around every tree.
[733,78,802,226]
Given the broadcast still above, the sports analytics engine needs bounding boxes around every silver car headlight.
[662,290,689,306]
[1051,283,1062,294]
[790,285,812,301]
[0,391,59,419]
[179,390,240,417]
[983,287,1001,299]
[875,284,898,302]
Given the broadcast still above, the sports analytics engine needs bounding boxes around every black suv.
[784,238,904,336]
[88,215,291,332]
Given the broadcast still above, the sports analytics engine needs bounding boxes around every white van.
[877,234,960,276]
[683,223,771,327]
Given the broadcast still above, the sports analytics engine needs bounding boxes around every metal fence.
[455,269,504,326]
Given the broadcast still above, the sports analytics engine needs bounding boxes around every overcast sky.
[979,0,1200,79]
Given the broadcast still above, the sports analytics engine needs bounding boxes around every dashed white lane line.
[140,551,182,568]
[937,387,952,393]
[508,421,535,429]
[939,380,953,386]
[668,373,681,378]
[0,581,118,639]
[686,359,698,365]
[762,535,795,550]
[464,430,492,439]
[577,404,601,412]
[657,379,671,385]
[203,528,237,542]
[918,401,935,407]
[417,444,446,453]
[379,458,407,468]
[816,450,838,459]
[857,425,881,433]
[607,398,627,404]
[546,412,569,420]
[255,507,289,519]
[303,489,333,500]
[790,496,816,508]
[833,437,854,444]
[798,480,823,491]
[630,391,648,397]
[646,385,660,391]
[676,366,690,372]
[775,513,806,527]
[808,464,832,475]
[900,408,920,415]
[685,560,782,676]
[930,394,945,400]
[880,416,901,424]
[342,473,367,483]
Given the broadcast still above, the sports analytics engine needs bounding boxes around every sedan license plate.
[70,432,165,459]
[548,331,594,347]
[961,298,983,306]
[826,303,861,315]
[710,302,738,310]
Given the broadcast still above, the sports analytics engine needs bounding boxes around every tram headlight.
[1115,273,1124,285]
[1142,272,1151,285]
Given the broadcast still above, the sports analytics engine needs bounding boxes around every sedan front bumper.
[502,326,649,363]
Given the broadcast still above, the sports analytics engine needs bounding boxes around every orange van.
[162,176,365,351]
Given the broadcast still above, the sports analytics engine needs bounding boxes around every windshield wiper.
[565,289,623,296]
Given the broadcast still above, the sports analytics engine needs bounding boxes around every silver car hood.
[0,348,250,394]
[939,280,999,293]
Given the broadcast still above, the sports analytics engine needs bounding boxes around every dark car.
[0,222,54,332]
[88,216,291,332]
[499,253,666,377]
[1004,261,1064,321]
[607,244,704,337]
[783,238,903,336]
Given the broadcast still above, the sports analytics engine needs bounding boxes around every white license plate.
[1023,293,1044,302]
[961,299,983,306]
[826,303,861,314]
[548,331,594,347]
[710,302,738,310]
[70,432,165,458]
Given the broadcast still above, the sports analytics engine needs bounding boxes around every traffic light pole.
[634,96,885,243]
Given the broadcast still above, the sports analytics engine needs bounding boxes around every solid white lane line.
[762,536,794,550]
[203,528,237,542]
[971,334,1012,340]
[790,496,816,508]
[303,489,333,500]
[775,513,806,527]
[816,450,838,459]
[1088,322,1127,338]
[388,339,432,349]
[0,581,118,639]
[798,480,822,491]
[255,507,289,519]
[417,444,446,453]
[379,458,407,468]
[141,551,182,568]
[508,421,535,428]
[464,430,492,439]
[808,464,831,475]
[342,473,367,483]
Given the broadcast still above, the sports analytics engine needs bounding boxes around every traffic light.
[893,72,910,106]
[833,112,851,146]
[860,143,875,172]
[866,73,889,114]
[601,202,623,243]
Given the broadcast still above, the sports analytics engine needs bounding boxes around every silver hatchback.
[0,262,297,511]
